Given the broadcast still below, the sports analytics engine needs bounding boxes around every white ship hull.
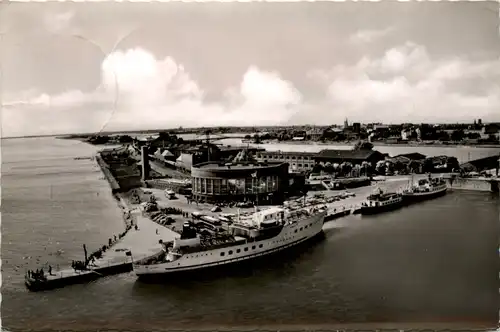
[133,210,327,277]
[402,184,447,202]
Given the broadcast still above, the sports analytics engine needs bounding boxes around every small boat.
[402,175,447,203]
[360,188,403,215]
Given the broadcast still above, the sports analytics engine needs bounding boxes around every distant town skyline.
[2,2,500,137]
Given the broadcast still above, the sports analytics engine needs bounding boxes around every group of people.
[26,265,53,281]
[71,260,88,271]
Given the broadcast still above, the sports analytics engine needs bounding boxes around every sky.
[1,1,499,137]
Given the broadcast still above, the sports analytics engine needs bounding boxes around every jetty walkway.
[25,204,179,291]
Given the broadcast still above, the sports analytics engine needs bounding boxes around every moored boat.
[360,188,403,215]
[402,175,447,203]
[133,203,327,278]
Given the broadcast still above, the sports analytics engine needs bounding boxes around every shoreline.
[251,139,500,149]
[53,135,500,149]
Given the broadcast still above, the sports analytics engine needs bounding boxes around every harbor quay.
[25,200,179,291]
[24,143,496,292]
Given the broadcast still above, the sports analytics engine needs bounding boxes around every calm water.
[2,137,499,330]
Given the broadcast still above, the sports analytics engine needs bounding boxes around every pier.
[25,196,179,292]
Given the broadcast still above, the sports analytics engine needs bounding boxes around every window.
[294,229,297,233]
[244,247,248,252]
[199,178,204,193]
[252,245,256,250]
[221,252,225,256]
[259,244,263,248]
[236,249,241,253]
[300,227,303,231]
[229,250,233,255]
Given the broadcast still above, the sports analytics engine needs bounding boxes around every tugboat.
[402,174,447,203]
[360,188,403,215]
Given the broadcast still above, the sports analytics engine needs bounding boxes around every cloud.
[2,48,302,137]
[309,42,500,124]
[350,27,394,44]
[3,43,500,137]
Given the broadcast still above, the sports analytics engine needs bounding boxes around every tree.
[422,158,435,173]
[158,131,171,141]
[353,140,374,151]
[119,135,133,143]
[466,132,481,140]
[446,157,460,172]
[324,162,334,173]
[450,130,465,142]
[407,160,421,174]
[311,163,323,174]
[436,131,450,141]
[375,161,386,175]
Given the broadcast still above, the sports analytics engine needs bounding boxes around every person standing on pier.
[48,265,52,275]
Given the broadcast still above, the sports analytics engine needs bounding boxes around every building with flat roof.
[315,149,386,165]
[190,161,289,204]
[256,149,386,172]
[255,151,317,173]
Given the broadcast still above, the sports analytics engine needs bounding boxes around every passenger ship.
[360,188,404,215]
[402,175,448,203]
[133,204,327,277]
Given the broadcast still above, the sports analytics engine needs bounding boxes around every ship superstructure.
[402,175,447,202]
[360,188,404,215]
[133,204,327,276]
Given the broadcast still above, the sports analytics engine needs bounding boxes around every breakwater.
[97,150,143,192]
[95,153,120,192]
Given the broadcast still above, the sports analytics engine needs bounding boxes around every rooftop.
[394,152,427,160]
[193,161,286,171]
[317,149,384,160]
[258,150,318,156]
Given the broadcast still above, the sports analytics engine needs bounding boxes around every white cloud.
[311,42,500,124]
[2,48,302,137]
[350,27,394,44]
[3,43,500,137]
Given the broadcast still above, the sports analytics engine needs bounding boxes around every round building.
[190,161,289,204]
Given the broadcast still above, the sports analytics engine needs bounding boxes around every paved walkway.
[97,210,180,265]
[34,206,180,282]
